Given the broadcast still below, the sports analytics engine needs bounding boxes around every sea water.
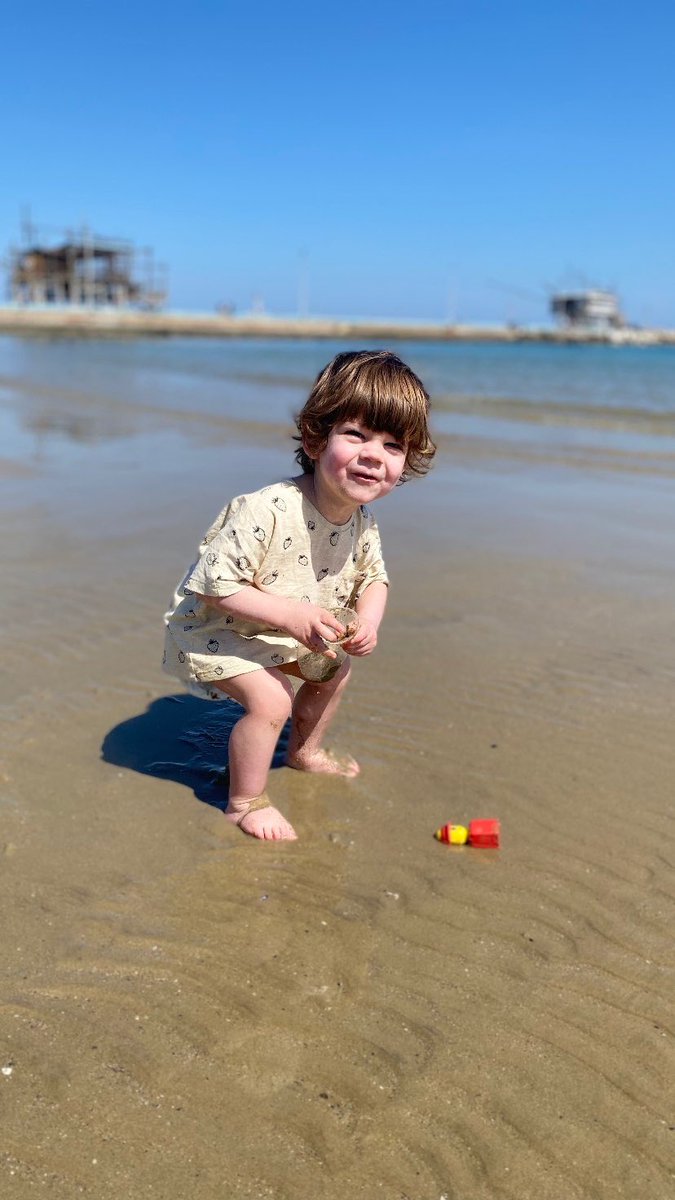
[2,334,675,467]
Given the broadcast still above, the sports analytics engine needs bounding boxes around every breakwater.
[1,305,674,344]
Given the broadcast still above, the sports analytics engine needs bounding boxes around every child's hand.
[342,618,378,657]
[282,602,346,657]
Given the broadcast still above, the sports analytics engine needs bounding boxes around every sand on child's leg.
[212,668,298,840]
[284,657,360,778]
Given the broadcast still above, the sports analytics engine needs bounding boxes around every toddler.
[163,349,435,840]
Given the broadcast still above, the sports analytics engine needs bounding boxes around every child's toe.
[245,807,296,840]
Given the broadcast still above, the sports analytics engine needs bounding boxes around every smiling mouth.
[351,472,380,484]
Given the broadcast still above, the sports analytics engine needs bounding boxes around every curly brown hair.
[294,350,435,482]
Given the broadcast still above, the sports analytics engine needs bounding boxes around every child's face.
[309,416,407,516]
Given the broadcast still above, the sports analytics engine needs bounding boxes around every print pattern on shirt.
[163,480,388,691]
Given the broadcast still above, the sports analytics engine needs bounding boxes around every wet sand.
[1,357,674,1198]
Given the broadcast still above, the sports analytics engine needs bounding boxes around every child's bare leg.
[213,668,297,840]
[286,658,359,777]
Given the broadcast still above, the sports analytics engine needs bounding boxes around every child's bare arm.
[195,588,345,654]
[343,581,388,657]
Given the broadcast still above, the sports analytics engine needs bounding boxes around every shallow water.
[3,334,675,455]
[2,331,673,409]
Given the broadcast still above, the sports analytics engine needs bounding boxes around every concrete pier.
[0,306,674,345]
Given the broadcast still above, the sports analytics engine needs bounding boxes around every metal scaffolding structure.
[6,210,168,309]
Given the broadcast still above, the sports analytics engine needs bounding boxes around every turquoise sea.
[2,335,675,468]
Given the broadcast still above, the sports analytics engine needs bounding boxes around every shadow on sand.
[101,693,289,810]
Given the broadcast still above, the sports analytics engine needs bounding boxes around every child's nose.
[361,439,383,462]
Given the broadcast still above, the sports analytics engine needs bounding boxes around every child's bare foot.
[225,794,297,840]
[286,749,360,778]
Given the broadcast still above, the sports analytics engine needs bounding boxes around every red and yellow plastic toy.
[434,818,500,848]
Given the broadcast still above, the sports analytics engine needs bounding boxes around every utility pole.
[20,204,36,247]
[297,248,310,318]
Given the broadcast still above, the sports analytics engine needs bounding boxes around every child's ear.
[302,434,323,462]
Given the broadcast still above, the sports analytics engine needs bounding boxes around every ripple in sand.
[4,807,674,1200]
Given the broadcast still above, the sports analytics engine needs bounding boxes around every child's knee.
[230,669,295,726]
[263,698,293,730]
[258,678,295,725]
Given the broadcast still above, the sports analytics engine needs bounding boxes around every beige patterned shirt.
[163,477,388,691]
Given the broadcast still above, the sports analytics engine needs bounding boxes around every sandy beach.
[1,337,674,1199]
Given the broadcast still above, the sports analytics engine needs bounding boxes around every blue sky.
[2,2,674,324]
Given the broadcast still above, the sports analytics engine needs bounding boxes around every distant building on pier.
[7,212,168,309]
[550,289,623,332]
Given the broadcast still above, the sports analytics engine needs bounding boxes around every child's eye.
[386,441,405,453]
[343,427,365,439]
